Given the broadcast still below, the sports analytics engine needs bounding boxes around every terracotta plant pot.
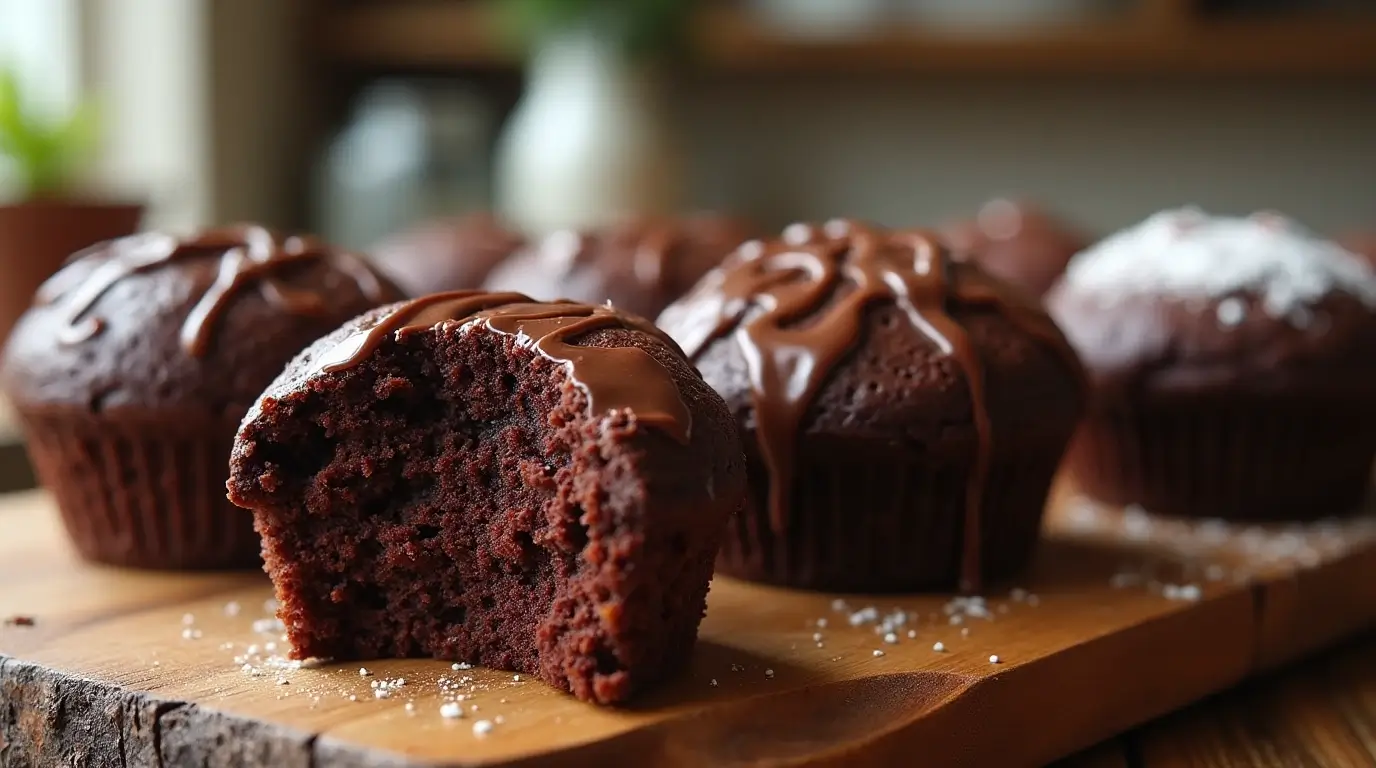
[0,200,144,346]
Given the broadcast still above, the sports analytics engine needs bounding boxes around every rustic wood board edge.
[2,578,1366,768]
[0,654,316,768]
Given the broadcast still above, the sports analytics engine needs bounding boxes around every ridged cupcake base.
[1066,396,1376,522]
[717,449,1066,593]
[18,408,260,569]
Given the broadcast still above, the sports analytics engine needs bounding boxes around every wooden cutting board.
[3,486,1376,768]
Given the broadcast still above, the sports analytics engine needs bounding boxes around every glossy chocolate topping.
[670,220,1080,590]
[39,225,386,356]
[317,291,693,444]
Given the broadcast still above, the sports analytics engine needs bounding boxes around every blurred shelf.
[322,3,1376,76]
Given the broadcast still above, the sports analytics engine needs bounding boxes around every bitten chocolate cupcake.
[0,226,402,568]
[226,292,745,704]
[1048,209,1376,521]
[369,212,524,296]
[658,220,1086,592]
[939,199,1091,299]
[482,215,757,319]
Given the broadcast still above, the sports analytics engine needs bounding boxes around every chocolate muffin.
[658,220,1086,593]
[939,199,1091,299]
[0,226,402,569]
[482,215,757,319]
[226,291,745,704]
[369,212,524,296]
[1048,209,1376,520]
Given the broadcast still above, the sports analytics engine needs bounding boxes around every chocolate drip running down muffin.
[1049,209,1376,520]
[0,226,402,568]
[659,221,1086,592]
[482,215,758,319]
[939,199,1091,299]
[227,292,745,704]
[369,212,525,296]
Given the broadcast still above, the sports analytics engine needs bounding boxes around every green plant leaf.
[0,68,32,158]
[0,65,100,198]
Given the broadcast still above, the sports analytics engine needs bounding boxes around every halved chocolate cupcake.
[226,292,745,703]
[659,220,1086,592]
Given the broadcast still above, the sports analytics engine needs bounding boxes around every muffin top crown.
[1050,210,1376,392]
[666,219,1079,388]
[311,291,693,444]
[1,225,401,415]
[939,199,1090,298]
[370,212,526,295]
[483,214,757,319]
[1062,209,1376,320]
[39,225,389,356]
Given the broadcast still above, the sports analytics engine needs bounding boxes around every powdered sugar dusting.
[1063,209,1376,322]
[1063,495,1376,586]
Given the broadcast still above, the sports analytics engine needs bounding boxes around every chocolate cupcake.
[1048,209,1376,521]
[939,199,1091,299]
[0,226,402,568]
[226,292,745,704]
[658,220,1086,592]
[369,212,524,296]
[482,215,757,319]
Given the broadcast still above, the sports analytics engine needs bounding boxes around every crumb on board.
[3,615,35,627]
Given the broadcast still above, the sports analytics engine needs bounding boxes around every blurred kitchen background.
[1,0,1374,489]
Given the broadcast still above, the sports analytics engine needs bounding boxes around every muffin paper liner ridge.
[718,450,1065,592]
[1067,397,1376,521]
[18,410,260,569]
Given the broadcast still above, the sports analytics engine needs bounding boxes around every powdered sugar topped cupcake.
[1061,208,1375,326]
[1048,209,1376,522]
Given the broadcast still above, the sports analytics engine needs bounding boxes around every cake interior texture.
[229,322,729,704]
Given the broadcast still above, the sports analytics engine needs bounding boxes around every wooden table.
[1058,632,1376,767]
[4,484,1376,766]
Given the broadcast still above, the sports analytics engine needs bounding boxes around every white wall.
[684,76,1376,235]
[84,0,213,231]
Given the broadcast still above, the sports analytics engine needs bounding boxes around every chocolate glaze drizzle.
[316,291,693,444]
[671,220,1081,591]
[39,225,386,356]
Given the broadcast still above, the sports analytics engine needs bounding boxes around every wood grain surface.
[2,487,1375,767]
[1054,631,1376,768]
